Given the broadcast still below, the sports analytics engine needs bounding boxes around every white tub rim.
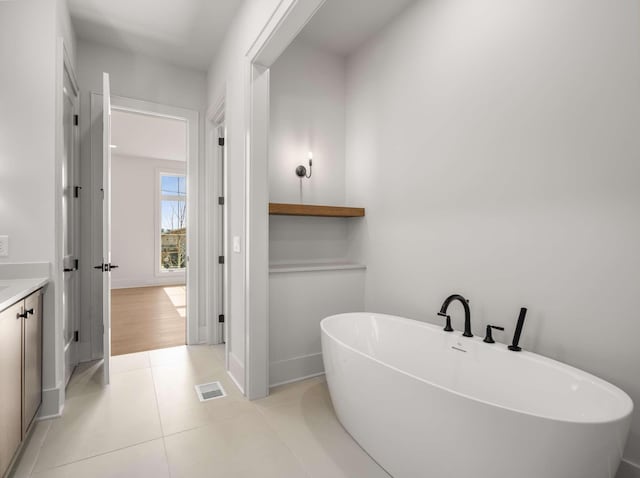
[321,312,634,426]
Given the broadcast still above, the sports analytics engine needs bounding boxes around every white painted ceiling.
[299,0,418,56]
[68,0,242,70]
[111,110,187,162]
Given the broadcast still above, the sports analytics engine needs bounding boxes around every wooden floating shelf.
[269,262,367,274]
[269,203,365,218]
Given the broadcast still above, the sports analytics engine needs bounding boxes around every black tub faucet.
[483,325,505,344]
[508,308,528,352]
[438,294,473,337]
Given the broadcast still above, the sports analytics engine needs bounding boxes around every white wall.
[0,0,76,417]
[269,269,364,385]
[111,110,187,162]
[206,0,284,390]
[270,39,346,205]
[111,155,185,289]
[76,41,207,360]
[77,40,207,111]
[0,0,57,265]
[345,0,640,468]
[270,216,350,264]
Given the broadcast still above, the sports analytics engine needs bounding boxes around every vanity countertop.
[0,278,48,312]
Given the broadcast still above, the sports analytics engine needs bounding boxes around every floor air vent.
[195,381,226,402]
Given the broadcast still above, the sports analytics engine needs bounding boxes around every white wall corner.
[228,352,245,394]
[269,353,324,387]
[39,384,64,419]
[198,325,208,344]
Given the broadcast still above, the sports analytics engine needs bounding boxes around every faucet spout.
[438,294,473,337]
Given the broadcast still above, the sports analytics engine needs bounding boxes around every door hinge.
[74,330,79,342]
[218,137,225,147]
[218,197,224,206]
[74,185,82,198]
[74,114,79,126]
[218,256,225,265]
[64,258,79,273]
[218,314,225,323]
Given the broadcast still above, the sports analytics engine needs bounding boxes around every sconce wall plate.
[296,165,308,178]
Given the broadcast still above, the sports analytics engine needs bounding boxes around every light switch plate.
[233,236,241,253]
[0,236,8,257]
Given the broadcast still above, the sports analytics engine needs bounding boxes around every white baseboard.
[77,340,92,364]
[39,385,63,419]
[618,459,640,478]
[269,352,324,387]
[198,325,208,344]
[228,352,244,394]
[270,372,325,388]
[111,278,185,289]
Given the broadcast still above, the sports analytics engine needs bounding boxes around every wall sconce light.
[296,152,313,179]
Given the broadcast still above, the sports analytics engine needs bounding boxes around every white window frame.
[155,168,188,278]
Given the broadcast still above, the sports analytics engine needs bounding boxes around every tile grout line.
[149,360,173,478]
[33,357,162,475]
[35,348,227,477]
[35,347,227,476]
[31,437,165,475]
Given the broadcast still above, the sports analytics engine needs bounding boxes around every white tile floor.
[11,345,391,478]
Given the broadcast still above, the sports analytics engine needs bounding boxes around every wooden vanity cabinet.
[0,302,23,478]
[0,289,43,478]
[23,290,43,435]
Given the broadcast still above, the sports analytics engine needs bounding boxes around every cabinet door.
[0,302,23,477]
[23,290,43,435]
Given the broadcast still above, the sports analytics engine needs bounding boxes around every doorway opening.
[109,108,188,356]
[90,88,204,382]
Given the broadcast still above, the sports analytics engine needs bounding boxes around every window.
[160,173,187,271]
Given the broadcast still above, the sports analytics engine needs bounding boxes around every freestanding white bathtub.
[321,313,633,478]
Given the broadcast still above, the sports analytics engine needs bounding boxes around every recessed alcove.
[268,36,364,386]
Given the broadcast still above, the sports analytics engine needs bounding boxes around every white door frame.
[206,98,227,350]
[89,94,201,358]
[101,73,112,384]
[243,0,325,400]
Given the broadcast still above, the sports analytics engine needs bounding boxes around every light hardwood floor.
[111,286,186,356]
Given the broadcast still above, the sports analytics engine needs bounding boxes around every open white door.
[62,56,80,386]
[102,72,113,384]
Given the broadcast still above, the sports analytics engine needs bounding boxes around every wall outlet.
[0,236,8,257]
